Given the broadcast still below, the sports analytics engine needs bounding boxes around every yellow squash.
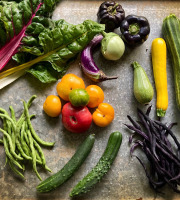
[151,38,168,117]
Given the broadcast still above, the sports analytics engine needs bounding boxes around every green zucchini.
[36,134,95,193]
[162,14,180,110]
[70,131,122,197]
[132,61,154,104]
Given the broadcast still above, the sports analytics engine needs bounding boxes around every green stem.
[107,3,119,15]
[157,109,166,117]
[129,23,140,35]
[131,61,141,69]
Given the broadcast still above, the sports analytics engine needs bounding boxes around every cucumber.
[162,14,180,110]
[132,61,154,105]
[36,134,95,193]
[70,131,122,197]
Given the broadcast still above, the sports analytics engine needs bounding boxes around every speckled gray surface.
[0,1,180,200]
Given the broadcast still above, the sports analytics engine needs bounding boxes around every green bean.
[3,115,16,150]
[23,122,43,164]
[8,159,24,179]
[20,122,31,157]
[24,123,51,171]
[33,139,46,166]
[23,101,54,147]
[33,138,52,172]
[16,137,32,160]
[0,128,23,160]
[9,106,16,123]
[15,113,35,141]
[24,121,39,158]
[0,108,9,115]
[35,149,41,162]
[0,139,3,144]
[1,113,12,138]
[23,124,43,165]
[16,117,25,136]
[24,130,30,146]
[18,95,37,124]
[3,137,23,170]
[5,120,16,152]
[6,120,12,135]
[27,130,42,181]
[30,114,36,120]
[0,114,16,130]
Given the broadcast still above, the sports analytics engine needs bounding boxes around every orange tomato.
[43,95,61,117]
[85,85,104,108]
[56,74,85,101]
[92,103,114,127]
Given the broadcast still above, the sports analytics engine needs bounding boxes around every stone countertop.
[0,1,180,200]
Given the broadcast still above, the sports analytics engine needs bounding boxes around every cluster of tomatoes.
[43,74,115,133]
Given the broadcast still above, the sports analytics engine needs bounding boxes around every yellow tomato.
[56,74,85,101]
[85,85,104,108]
[92,103,114,127]
[43,95,61,117]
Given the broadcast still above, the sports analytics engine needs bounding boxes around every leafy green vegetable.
[0,20,105,84]
[0,0,60,70]
[27,63,59,83]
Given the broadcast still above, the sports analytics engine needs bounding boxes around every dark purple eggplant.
[120,15,150,45]
[80,34,118,82]
[97,1,125,32]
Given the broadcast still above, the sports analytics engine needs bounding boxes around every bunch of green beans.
[0,95,55,180]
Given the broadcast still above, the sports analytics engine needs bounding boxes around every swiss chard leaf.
[13,20,105,83]
[0,0,60,70]
[27,63,59,83]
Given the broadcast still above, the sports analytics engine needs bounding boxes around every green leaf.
[40,20,105,72]
[0,0,60,48]
[27,63,59,83]
[1,20,104,84]
[16,20,105,82]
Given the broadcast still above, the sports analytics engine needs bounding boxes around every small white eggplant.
[101,32,125,61]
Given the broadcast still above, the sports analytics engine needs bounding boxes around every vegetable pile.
[0,95,54,180]
[125,106,180,193]
[1,0,180,198]
[44,73,115,133]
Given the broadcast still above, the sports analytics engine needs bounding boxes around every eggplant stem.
[99,70,118,81]
[101,76,118,81]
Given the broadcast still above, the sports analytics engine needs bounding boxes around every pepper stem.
[107,3,119,15]
[129,23,140,35]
